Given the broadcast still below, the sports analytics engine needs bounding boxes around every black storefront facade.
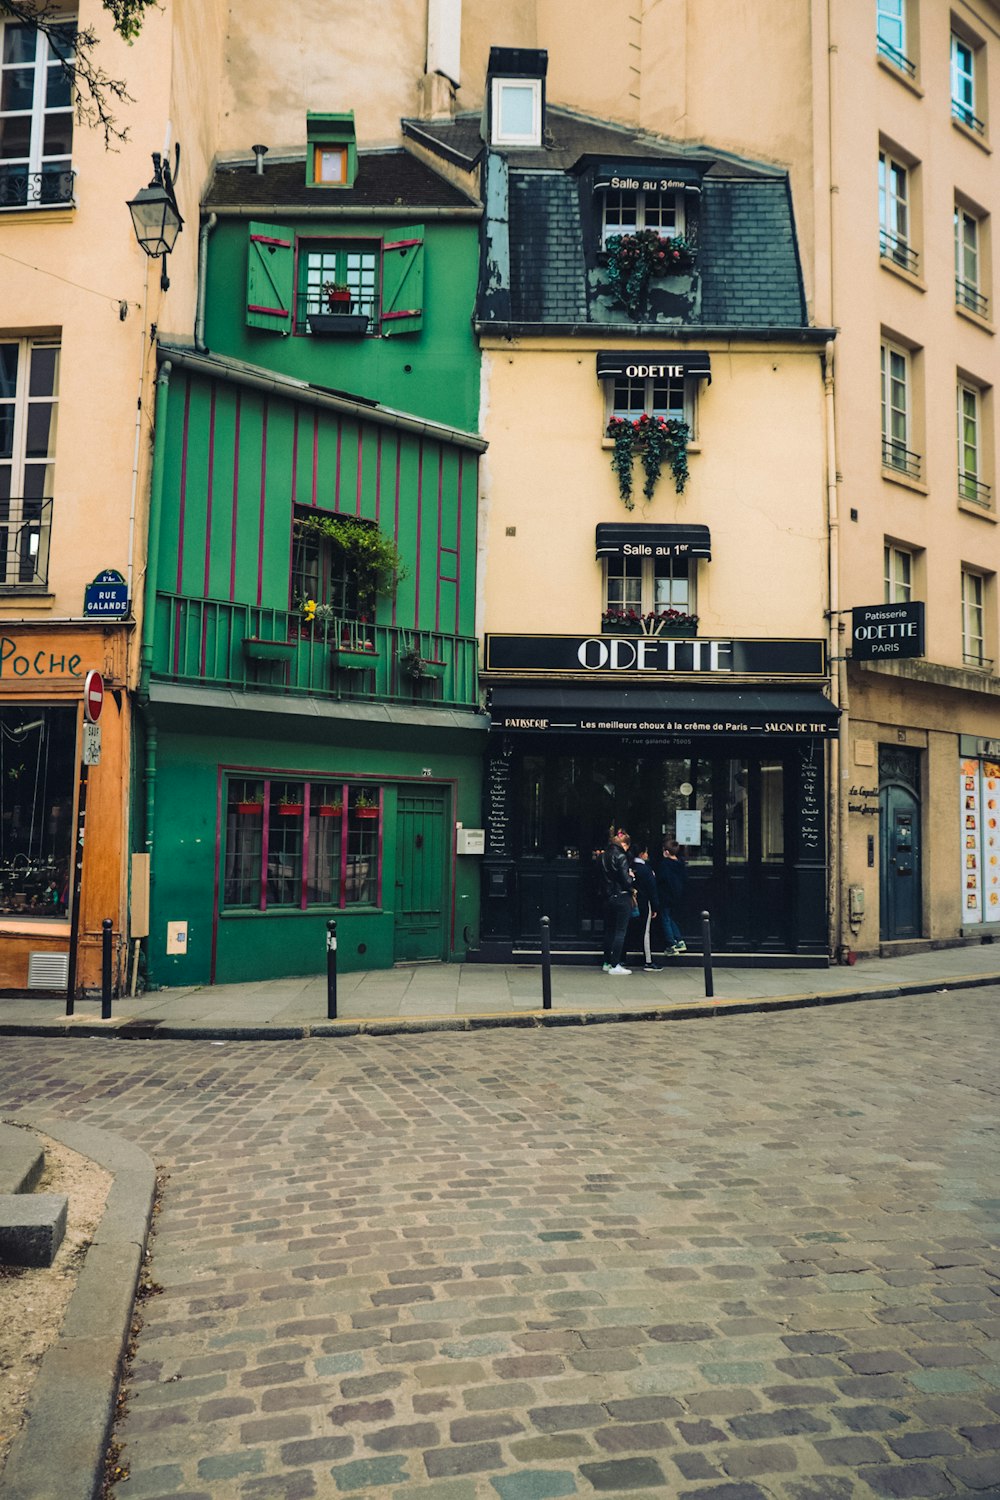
[478,632,839,966]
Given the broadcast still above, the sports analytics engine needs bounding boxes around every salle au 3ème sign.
[482,635,828,678]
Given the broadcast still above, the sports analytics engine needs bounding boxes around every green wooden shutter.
[246,222,294,332]
[380,225,424,336]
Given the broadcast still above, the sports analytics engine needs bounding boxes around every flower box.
[236,801,263,816]
[308,313,370,337]
[659,623,697,638]
[355,807,379,820]
[277,803,304,816]
[331,646,378,669]
[242,637,295,662]
[317,804,343,818]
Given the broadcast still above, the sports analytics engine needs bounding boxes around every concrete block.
[0,1122,44,1194]
[0,1192,67,1266]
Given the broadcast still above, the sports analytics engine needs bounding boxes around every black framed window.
[0,703,75,918]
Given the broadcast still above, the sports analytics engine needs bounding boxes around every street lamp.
[127,151,183,290]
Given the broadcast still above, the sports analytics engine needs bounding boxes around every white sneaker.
[606,964,631,976]
[601,962,612,972]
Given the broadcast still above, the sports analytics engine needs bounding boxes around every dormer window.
[306,112,357,189]
[486,46,546,148]
[602,185,683,249]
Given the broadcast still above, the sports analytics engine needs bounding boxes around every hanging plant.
[606,414,691,506]
[604,230,696,319]
[293,514,404,598]
[607,418,638,509]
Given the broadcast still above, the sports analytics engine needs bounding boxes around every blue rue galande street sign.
[83,569,129,619]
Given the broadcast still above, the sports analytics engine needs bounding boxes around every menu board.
[799,753,822,856]
[486,756,512,855]
[961,758,1000,924]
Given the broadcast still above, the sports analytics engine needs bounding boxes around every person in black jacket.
[629,842,661,971]
[656,839,688,955]
[600,829,634,975]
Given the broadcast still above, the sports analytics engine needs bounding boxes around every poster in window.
[675,809,701,845]
[962,760,982,921]
[983,761,1000,918]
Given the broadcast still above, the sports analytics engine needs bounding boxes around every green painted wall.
[147,712,486,987]
[203,216,481,432]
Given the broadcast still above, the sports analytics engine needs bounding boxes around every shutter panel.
[380,225,424,336]
[246,221,294,332]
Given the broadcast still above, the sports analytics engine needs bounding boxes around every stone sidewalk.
[0,942,998,1037]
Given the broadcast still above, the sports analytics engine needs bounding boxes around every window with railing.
[955,205,989,318]
[223,777,381,911]
[951,33,985,135]
[880,340,920,479]
[957,381,992,508]
[879,149,918,273]
[961,569,986,666]
[0,19,75,209]
[297,243,378,332]
[877,0,916,77]
[0,339,58,588]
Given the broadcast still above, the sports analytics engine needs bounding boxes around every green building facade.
[139,129,486,987]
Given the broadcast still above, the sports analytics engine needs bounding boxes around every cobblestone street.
[2,990,999,1499]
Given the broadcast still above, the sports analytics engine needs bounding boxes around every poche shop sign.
[851,602,925,661]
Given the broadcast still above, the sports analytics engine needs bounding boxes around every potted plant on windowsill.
[316,799,343,818]
[277,794,304,816]
[308,281,369,336]
[235,793,264,815]
[601,608,645,635]
[354,793,379,819]
[645,608,699,638]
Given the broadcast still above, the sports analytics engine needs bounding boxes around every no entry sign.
[84,669,105,723]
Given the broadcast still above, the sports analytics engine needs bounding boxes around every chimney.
[252,144,268,175]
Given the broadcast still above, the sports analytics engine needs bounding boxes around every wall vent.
[27,952,69,990]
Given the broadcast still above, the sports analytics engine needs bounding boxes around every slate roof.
[407,106,809,331]
[204,149,479,212]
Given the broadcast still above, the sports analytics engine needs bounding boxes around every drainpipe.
[824,338,847,961]
[195,214,218,352]
[138,359,172,703]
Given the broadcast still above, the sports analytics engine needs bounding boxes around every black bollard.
[101,918,113,1020]
[326,919,338,1020]
[700,910,714,999]
[540,915,552,1010]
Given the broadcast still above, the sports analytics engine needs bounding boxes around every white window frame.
[877,0,915,76]
[603,553,694,619]
[958,382,981,499]
[605,371,692,429]
[951,33,981,132]
[954,204,989,318]
[878,149,918,273]
[961,568,985,666]
[884,543,913,604]
[0,337,58,588]
[881,339,917,477]
[601,188,684,250]
[0,15,75,210]
[490,78,541,146]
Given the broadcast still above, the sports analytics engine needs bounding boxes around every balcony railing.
[952,100,986,135]
[959,472,992,508]
[956,279,989,319]
[882,439,921,480]
[0,498,52,588]
[0,167,75,211]
[877,35,917,78]
[879,231,919,276]
[153,594,480,709]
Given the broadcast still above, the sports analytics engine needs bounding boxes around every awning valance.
[489,687,840,738]
[596,350,711,383]
[593,161,704,192]
[596,523,712,561]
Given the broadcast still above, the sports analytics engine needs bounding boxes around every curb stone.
[1,1114,156,1500]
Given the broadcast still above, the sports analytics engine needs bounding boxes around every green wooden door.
[394,789,448,961]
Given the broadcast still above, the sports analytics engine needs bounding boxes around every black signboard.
[851,602,925,661]
[483,634,827,679]
[489,688,839,739]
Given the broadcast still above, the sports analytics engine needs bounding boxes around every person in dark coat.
[600,829,634,975]
[629,842,661,971]
[656,839,688,955]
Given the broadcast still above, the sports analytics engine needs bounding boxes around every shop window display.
[0,703,75,917]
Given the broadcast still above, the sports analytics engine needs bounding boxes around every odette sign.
[851,602,925,661]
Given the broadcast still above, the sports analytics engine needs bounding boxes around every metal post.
[66,761,89,1015]
[701,910,714,999]
[326,919,338,1020]
[101,919,113,1020]
[540,916,552,1010]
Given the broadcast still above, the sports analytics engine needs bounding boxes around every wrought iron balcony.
[882,440,921,481]
[0,497,52,588]
[959,472,992,508]
[0,166,75,211]
[952,100,986,135]
[879,231,919,276]
[153,593,480,709]
[956,279,989,319]
[876,35,916,79]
